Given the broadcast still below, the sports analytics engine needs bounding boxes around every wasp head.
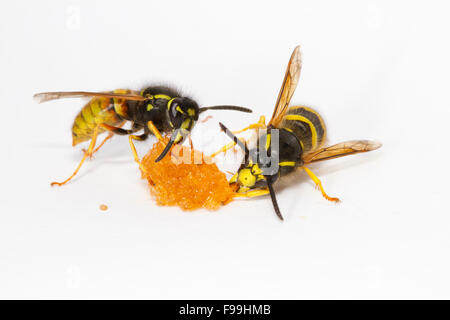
[155,97,199,162]
[168,97,199,129]
[231,151,279,193]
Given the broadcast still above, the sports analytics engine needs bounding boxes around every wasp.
[214,46,381,220]
[34,86,252,186]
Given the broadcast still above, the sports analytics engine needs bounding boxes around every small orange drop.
[99,204,108,211]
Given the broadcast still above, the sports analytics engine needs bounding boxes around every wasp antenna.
[199,105,252,114]
[243,140,250,163]
[267,177,283,221]
[218,122,250,159]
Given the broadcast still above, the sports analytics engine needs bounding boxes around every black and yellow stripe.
[71,89,127,146]
[280,106,326,153]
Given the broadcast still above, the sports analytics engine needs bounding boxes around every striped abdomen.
[71,89,131,146]
[280,106,326,154]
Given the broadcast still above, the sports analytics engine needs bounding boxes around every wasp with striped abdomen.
[34,86,251,186]
[214,46,381,220]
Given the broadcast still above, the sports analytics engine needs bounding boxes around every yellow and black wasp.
[34,86,251,186]
[215,46,381,220]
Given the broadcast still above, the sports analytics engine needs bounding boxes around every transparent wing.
[268,45,302,127]
[302,140,382,164]
[33,91,146,103]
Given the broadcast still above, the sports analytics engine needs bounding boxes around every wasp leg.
[100,123,136,136]
[97,123,148,171]
[258,115,266,125]
[82,132,113,158]
[187,134,195,160]
[83,121,127,157]
[231,115,267,134]
[302,166,340,202]
[93,132,113,154]
[51,125,101,187]
[90,123,148,172]
[127,120,169,177]
[146,121,166,145]
[128,134,148,157]
[232,123,265,134]
[234,189,270,198]
[52,123,147,186]
[188,135,194,150]
[127,133,148,172]
[211,116,266,158]
[210,137,246,158]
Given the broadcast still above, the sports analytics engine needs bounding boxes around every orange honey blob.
[140,140,235,211]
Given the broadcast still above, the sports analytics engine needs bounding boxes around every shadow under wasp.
[34,86,251,186]
[213,46,381,220]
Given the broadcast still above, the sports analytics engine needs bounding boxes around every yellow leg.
[188,135,194,150]
[93,133,113,154]
[83,121,126,157]
[147,121,166,145]
[188,135,195,160]
[210,137,246,158]
[211,115,266,158]
[128,134,148,174]
[258,115,266,126]
[302,166,340,202]
[232,115,267,134]
[128,135,154,185]
[234,188,270,198]
[232,123,265,134]
[82,132,113,157]
[51,125,100,187]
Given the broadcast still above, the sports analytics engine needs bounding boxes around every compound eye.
[170,101,179,117]
[169,99,185,127]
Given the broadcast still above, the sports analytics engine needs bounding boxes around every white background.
[1,0,449,299]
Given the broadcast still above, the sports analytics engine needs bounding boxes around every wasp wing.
[302,140,382,164]
[33,91,146,103]
[267,45,302,128]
